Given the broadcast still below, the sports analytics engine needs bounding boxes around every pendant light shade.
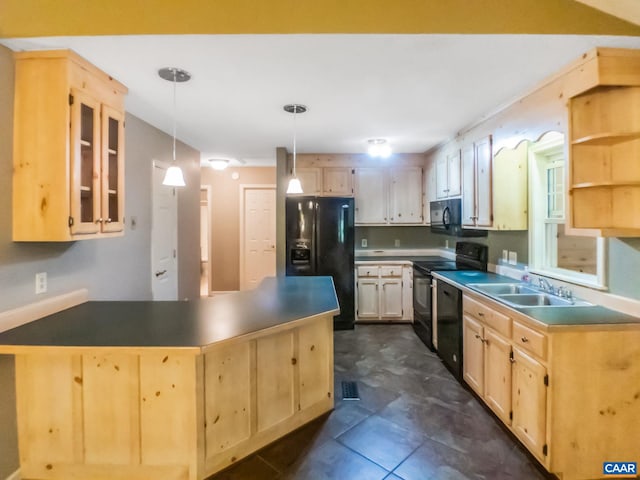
[286,177,303,194]
[163,165,186,186]
[284,104,307,195]
[159,67,191,187]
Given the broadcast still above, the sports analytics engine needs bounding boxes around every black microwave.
[430,199,487,237]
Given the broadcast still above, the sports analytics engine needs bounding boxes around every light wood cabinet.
[354,167,423,225]
[12,49,127,241]
[492,141,528,230]
[389,167,423,224]
[323,167,353,196]
[512,346,547,463]
[6,311,334,480]
[462,289,640,479]
[462,315,485,395]
[569,85,640,236]
[462,302,512,426]
[296,167,322,195]
[436,150,461,198]
[355,264,411,321]
[462,293,547,460]
[354,168,388,223]
[461,136,492,228]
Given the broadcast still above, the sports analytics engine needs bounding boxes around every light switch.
[502,250,509,262]
[361,239,368,248]
[508,251,517,265]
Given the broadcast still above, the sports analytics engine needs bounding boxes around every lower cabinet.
[462,291,640,480]
[463,294,548,465]
[355,263,412,322]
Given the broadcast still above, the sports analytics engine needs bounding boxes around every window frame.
[528,132,607,290]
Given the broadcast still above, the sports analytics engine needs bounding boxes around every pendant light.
[159,67,191,187]
[284,104,307,194]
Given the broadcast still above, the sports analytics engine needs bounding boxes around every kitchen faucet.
[538,277,554,294]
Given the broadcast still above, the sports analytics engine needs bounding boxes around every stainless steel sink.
[467,283,538,295]
[467,283,593,308]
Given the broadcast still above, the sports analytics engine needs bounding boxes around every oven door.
[412,266,434,350]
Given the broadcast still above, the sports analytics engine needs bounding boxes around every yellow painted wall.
[1,0,640,37]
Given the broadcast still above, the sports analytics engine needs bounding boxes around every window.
[528,132,606,289]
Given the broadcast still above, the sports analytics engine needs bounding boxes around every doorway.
[200,186,212,297]
[239,184,276,290]
[151,161,178,300]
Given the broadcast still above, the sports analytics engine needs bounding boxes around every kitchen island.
[0,276,339,480]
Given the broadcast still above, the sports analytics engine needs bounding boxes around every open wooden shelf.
[571,132,640,146]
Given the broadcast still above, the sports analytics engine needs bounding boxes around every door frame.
[151,160,178,300]
[200,185,213,296]
[239,183,276,290]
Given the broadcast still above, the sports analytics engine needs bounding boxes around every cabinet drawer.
[379,266,402,277]
[512,322,547,360]
[484,308,511,338]
[357,266,379,278]
[463,295,511,336]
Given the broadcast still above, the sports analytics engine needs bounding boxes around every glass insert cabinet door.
[101,105,125,233]
[70,89,101,235]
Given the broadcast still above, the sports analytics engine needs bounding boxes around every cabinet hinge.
[543,444,548,456]
[69,94,74,106]
[68,216,74,227]
[544,374,549,387]
[509,411,513,421]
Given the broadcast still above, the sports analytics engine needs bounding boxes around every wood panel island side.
[0,276,339,480]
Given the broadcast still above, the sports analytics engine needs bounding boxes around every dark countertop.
[355,255,449,263]
[432,271,640,328]
[0,276,339,349]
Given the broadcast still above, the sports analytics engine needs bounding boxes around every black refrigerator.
[285,196,355,330]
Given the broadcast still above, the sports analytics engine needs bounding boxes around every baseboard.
[5,468,20,480]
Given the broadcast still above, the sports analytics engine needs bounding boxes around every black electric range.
[412,242,488,353]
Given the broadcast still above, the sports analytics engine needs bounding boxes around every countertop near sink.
[355,255,447,263]
[432,270,640,328]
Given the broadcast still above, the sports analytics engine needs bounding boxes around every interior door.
[242,186,276,290]
[151,162,178,300]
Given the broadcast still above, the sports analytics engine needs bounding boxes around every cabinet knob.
[521,336,529,343]
[477,312,485,317]
[105,218,112,223]
[95,218,103,224]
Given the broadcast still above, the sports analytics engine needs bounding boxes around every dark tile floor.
[208,324,553,480]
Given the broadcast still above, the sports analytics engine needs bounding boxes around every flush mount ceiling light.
[367,138,392,158]
[159,67,191,187]
[208,158,230,171]
[284,104,307,195]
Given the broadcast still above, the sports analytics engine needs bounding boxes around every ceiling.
[1,3,640,168]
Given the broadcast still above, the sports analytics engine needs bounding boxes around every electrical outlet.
[502,249,509,262]
[394,239,400,247]
[361,238,368,248]
[35,272,47,294]
[508,251,517,265]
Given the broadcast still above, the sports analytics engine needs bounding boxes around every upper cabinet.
[353,168,387,224]
[322,167,353,196]
[569,86,640,236]
[461,136,492,228]
[12,50,128,241]
[296,167,323,195]
[436,149,461,198]
[354,167,424,225]
[389,167,423,224]
[567,48,640,237]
